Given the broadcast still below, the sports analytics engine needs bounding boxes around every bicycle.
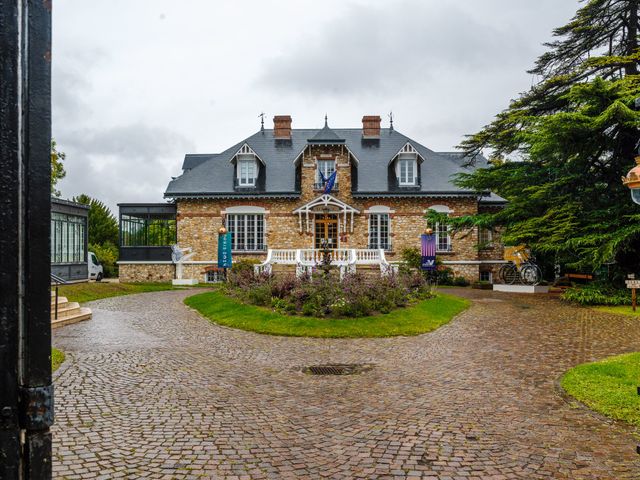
[498,251,542,286]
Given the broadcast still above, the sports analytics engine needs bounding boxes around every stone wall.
[119,263,175,283]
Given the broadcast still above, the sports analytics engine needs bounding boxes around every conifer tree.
[73,194,119,247]
[452,0,640,274]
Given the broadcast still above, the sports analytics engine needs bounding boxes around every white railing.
[272,249,297,264]
[255,248,395,278]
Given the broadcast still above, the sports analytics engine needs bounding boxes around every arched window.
[367,205,392,250]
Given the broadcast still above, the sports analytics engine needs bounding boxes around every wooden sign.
[626,280,640,312]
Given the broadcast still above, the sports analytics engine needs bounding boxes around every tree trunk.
[626,0,639,75]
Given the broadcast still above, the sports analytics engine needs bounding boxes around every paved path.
[53,289,640,479]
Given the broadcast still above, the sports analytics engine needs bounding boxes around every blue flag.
[323,170,337,194]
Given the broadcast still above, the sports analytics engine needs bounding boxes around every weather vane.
[258,112,265,131]
[389,111,394,131]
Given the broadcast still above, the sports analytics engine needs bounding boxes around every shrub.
[472,281,492,290]
[245,283,272,306]
[400,247,455,285]
[231,259,260,274]
[225,270,433,318]
[400,247,422,270]
[89,242,118,278]
[452,276,470,287]
[561,283,631,306]
[436,266,455,285]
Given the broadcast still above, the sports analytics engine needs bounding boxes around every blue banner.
[420,234,436,271]
[218,232,233,268]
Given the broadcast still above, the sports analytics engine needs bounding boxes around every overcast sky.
[53,0,581,213]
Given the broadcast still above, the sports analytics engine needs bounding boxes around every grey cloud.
[259,1,536,97]
[52,47,107,126]
[56,124,194,213]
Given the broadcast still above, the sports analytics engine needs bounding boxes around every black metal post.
[0,1,53,478]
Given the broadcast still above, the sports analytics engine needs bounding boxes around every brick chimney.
[362,115,381,138]
[273,115,292,139]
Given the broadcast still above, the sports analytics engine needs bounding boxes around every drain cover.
[304,364,372,375]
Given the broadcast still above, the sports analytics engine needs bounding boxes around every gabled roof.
[165,128,493,199]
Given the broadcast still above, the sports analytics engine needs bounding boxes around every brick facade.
[121,145,505,282]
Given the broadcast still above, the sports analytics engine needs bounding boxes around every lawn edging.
[58,282,179,304]
[560,352,640,429]
[184,289,469,338]
[52,347,66,372]
[592,305,640,317]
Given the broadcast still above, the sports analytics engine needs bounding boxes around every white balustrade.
[255,248,392,278]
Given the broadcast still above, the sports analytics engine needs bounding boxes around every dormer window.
[397,154,417,186]
[239,159,256,186]
[237,154,258,187]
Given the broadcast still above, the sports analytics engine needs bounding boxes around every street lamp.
[623,156,640,205]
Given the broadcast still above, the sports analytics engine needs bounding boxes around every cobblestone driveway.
[53,289,640,479]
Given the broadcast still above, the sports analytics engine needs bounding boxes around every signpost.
[626,277,640,312]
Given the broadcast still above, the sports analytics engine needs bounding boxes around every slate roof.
[308,119,345,144]
[164,128,498,199]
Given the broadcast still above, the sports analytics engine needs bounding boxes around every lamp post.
[622,137,640,457]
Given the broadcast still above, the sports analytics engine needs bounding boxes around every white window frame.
[316,159,336,184]
[396,154,417,186]
[224,206,266,252]
[435,221,451,252]
[368,206,392,251]
[479,270,493,283]
[236,154,258,187]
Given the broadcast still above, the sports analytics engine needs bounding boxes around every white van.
[88,251,104,281]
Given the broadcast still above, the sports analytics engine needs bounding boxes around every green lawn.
[184,290,469,338]
[593,305,640,317]
[561,352,640,427]
[52,347,65,372]
[57,282,177,304]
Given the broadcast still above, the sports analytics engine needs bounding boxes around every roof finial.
[258,112,265,132]
[324,114,328,127]
[389,111,394,131]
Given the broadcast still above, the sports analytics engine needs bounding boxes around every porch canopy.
[293,194,360,233]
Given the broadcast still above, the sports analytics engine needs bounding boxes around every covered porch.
[293,194,360,250]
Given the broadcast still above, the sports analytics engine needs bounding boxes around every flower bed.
[226,265,432,318]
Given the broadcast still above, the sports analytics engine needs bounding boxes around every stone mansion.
[118,115,506,282]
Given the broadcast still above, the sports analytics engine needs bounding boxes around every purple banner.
[421,234,436,271]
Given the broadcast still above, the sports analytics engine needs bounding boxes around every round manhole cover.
[303,364,373,376]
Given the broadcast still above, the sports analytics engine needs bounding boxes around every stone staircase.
[51,291,92,329]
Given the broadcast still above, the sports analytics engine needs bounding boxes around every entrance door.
[315,214,339,249]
